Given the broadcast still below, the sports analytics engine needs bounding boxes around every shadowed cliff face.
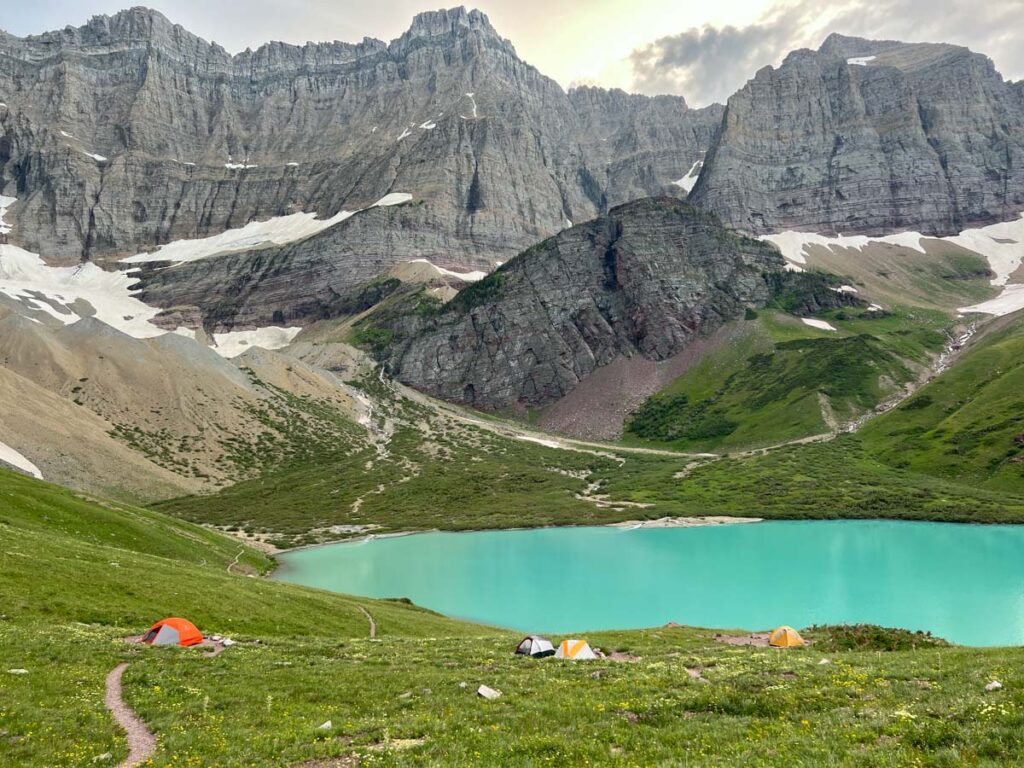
[692,34,1024,237]
[0,6,717,264]
[372,198,787,410]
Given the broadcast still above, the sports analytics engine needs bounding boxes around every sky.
[4,1,1021,106]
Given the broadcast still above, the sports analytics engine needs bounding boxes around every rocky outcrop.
[692,34,1024,236]
[372,198,786,410]
[568,87,723,208]
[0,6,719,266]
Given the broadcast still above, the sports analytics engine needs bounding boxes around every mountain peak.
[406,7,498,39]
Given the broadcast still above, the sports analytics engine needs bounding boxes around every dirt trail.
[358,606,377,638]
[105,663,157,768]
[226,547,244,574]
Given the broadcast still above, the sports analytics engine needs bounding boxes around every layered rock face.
[691,34,1024,236]
[375,198,786,410]
[0,7,716,265]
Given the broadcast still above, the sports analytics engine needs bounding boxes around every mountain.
[0,6,717,273]
[365,198,793,410]
[692,34,1024,236]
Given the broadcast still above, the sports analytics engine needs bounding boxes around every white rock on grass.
[221,638,235,647]
[317,720,332,730]
[8,668,28,674]
[477,684,502,700]
[985,680,1003,691]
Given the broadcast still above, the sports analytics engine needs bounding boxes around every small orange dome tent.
[768,626,805,648]
[142,617,203,647]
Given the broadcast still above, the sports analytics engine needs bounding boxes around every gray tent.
[515,635,555,658]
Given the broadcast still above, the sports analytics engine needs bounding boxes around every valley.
[1,4,1024,766]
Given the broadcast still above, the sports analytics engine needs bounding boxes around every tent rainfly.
[768,626,806,648]
[515,635,555,658]
[554,638,598,660]
[142,617,204,647]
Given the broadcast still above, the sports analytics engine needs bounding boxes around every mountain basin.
[273,520,1024,646]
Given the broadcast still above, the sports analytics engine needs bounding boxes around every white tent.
[515,635,555,658]
[554,638,598,660]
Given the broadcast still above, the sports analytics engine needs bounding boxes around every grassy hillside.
[624,308,947,452]
[5,467,1024,767]
[860,313,1024,495]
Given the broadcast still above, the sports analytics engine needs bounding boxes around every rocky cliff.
[0,6,717,266]
[691,34,1024,236]
[371,198,787,410]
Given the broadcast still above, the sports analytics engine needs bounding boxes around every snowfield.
[0,441,42,479]
[123,193,414,265]
[763,215,1024,317]
[408,258,487,282]
[671,159,704,194]
[212,327,303,358]
[0,195,15,235]
[802,318,838,332]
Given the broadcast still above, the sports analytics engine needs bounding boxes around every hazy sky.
[4,1,1021,105]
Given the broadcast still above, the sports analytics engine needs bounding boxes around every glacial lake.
[273,520,1024,646]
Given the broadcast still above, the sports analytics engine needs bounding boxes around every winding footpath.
[105,663,156,768]
[357,606,377,638]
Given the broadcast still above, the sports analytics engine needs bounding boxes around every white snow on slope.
[397,127,412,141]
[803,318,837,332]
[123,209,357,264]
[672,160,704,194]
[212,327,303,358]
[123,193,414,264]
[0,195,15,235]
[848,56,877,66]
[959,284,1024,317]
[764,214,1024,318]
[0,441,42,479]
[408,258,487,282]
[464,92,479,119]
[419,120,437,130]
[374,193,413,207]
[833,285,859,294]
[83,151,108,163]
[225,162,257,169]
[0,245,172,338]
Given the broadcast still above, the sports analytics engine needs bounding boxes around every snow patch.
[0,195,15,235]
[419,121,437,130]
[397,128,412,142]
[959,284,1024,317]
[867,304,883,312]
[123,193,412,265]
[375,192,413,207]
[766,214,1024,317]
[212,326,302,358]
[802,318,837,332]
[59,130,75,138]
[83,151,108,163]
[0,245,171,337]
[464,92,479,119]
[847,56,877,66]
[408,258,486,282]
[286,162,299,167]
[565,218,573,228]
[0,441,43,479]
[671,160,704,193]
[832,285,859,294]
[225,162,257,169]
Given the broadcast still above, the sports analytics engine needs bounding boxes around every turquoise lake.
[273,520,1024,646]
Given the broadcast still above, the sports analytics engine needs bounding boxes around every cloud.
[629,0,1023,106]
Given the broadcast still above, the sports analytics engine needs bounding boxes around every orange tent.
[142,617,203,647]
[768,625,805,648]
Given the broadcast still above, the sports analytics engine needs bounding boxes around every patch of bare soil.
[713,632,771,647]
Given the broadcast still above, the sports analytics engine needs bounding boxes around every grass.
[6,466,1024,766]
[860,313,1024,495]
[622,308,948,452]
